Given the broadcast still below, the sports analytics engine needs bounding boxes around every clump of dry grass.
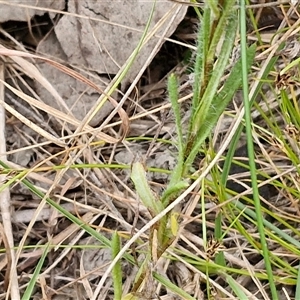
[0,1,300,300]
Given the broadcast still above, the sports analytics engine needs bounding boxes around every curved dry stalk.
[0,63,20,299]
[0,45,129,143]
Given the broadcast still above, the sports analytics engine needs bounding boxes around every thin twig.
[0,63,20,299]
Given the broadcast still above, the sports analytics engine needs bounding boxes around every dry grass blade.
[0,46,129,143]
[0,86,65,147]
[1,79,118,144]
[0,63,20,299]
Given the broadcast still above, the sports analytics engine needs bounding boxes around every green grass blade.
[225,273,249,299]
[167,73,184,186]
[221,53,279,185]
[240,1,278,298]
[21,241,50,300]
[153,273,197,300]
[112,232,123,300]
[235,200,300,249]
[295,261,300,300]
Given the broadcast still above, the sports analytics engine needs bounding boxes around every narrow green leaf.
[192,10,237,135]
[184,44,256,174]
[167,74,184,186]
[153,273,197,300]
[22,241,51,300]
[122,293,137,300]
[131,161,163,214]
[225,274,248,299]
[295,261,300,300]
[207,0,219,19]
[112,231,122,300]
[221,53,279,186]
[206,0,236,63]
[161,180,189,206]
[240,0,278,297]
[190,6,210,111]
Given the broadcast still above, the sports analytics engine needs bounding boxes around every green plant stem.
[239,1,278,299]
[22,242,50,300]
[184,9,238,174]
[112,232,122,300]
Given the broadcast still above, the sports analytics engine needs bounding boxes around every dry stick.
[0,65,20,299]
